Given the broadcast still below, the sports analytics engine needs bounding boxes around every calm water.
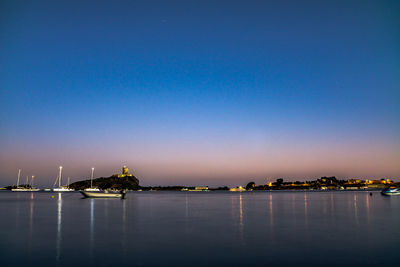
[0,191,399,266]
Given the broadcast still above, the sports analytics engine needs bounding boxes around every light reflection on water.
[56,193,62,265]
[28,193,34,256]
[0,191,399,266]
[121,197,127,259]
[239,193,243,242]
[304,192,308,228]
[354,194,359,225]
[366,193,370,224]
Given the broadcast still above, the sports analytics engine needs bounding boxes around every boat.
[12,188,40,192]
[53,166,74,192]
[381,188,400,196]
[84,167,100,192]
[53,187,74,192]
[84,188,100,192]
[80,190,126,199]
[11,170,40,192]
[11,169,23,191]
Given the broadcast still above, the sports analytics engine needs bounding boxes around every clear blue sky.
[1,0,399,187]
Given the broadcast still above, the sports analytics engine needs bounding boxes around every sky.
[0,0,399,187]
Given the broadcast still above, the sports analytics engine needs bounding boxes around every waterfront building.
[189,186,209,192]
[229,186,246,192]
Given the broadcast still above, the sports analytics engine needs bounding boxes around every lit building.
[118,165,133,178]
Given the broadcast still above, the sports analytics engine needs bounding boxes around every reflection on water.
[56,193,62,265]
[366,193,370,224]
[304,192,308,227]
[121,198,127,259]
[269,193,273,228]
[239,193,244,242]
[185,193,188,218]
[89,198,94,265]
[354,194,359,225]
[15,192,21,229]
[291,193,295,218]
[104,198,109,231]
[1,191,399,267]
[122,198,127,229]
[28,193,34,255]
[239,194,243,227]
[230,194,245,243]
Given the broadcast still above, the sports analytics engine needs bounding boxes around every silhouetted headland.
[70,166,139,190]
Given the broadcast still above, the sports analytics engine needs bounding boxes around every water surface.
[0,191,399,266]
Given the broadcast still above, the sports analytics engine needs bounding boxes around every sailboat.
[84,167,100,192]
[27,175,40,191]
[53,166,74,192]
[12,170,40,192]
[11,169,23,191]
[80,190,126,199]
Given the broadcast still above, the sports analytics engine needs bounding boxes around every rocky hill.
[69,175,139,190]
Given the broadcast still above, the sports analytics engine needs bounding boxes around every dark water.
[0,191,399,267]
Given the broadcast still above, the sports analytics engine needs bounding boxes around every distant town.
[142,176,399,192]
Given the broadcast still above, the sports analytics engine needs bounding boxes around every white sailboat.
[26,175,40,191]
[84,167,100,192]
[53,166,74,192]
[29,175,40,191]
[80,190,126,198]
[11,169,22,191]
[12,170,40,192]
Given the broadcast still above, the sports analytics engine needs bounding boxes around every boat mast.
[26,176,29,187]
[67,177,70,188]
[58,166,63,188]
[16,169,21,187]
[90,167,94,188]
[31,175,35,188]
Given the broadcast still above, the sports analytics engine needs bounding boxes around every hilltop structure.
[118,165,133,178]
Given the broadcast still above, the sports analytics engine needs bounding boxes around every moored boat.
[12,188,40,192]
[11,171,40,191]
[80,190,126,199]
[83,167,100,192]
[381,188,400,196]
[53,186,74,192]
[53,166,74,192]
[84,187,100,192]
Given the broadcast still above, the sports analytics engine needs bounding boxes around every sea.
[0,191,399,267]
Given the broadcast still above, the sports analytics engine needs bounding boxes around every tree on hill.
[246,182,256,190]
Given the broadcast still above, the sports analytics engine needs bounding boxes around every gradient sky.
[1,0,399,187]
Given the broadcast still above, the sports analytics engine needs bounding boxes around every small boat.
[381,188,400,196]
[53,166,74,192]
[11,171,40,191]
[84,167,100,192]
[84,187,100,192]
[12,188,40,192]
[54,177,74,192]
[53,186,74,192]
[80,190,126,199]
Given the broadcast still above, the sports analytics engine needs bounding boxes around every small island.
[69,166,139,190]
